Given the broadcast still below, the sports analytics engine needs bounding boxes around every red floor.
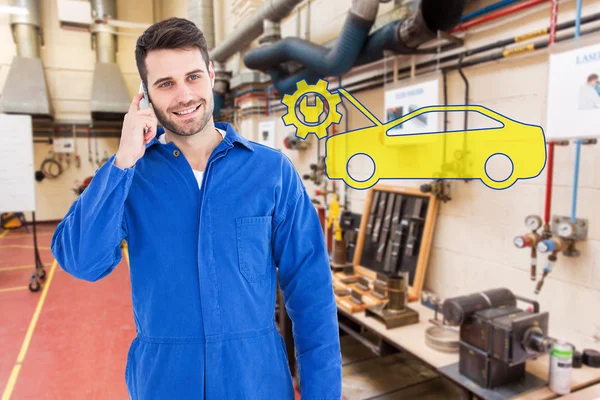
[0,224,135,400]
[1,224,304,400]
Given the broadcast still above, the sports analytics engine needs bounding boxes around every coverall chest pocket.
[236,216,273,283]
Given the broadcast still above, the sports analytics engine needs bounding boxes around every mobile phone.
[139,82,150,110]
[139,82,150,135]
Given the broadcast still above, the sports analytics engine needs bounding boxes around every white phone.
[139,82,150,135]
[139,82,150,110]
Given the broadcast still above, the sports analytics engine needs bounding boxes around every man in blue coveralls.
[51,17,342,400]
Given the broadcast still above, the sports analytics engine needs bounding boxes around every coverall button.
[173,149,180,157]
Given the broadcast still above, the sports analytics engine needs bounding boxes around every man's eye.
[189,75,200,80]
[160,82,172,88]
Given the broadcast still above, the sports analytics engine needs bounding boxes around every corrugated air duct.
[247,0,468,95]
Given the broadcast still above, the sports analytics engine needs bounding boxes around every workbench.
[335,301,600,399]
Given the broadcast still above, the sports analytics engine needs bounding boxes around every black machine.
[442,288,552,389]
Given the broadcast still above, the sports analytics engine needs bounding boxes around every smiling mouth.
[173,104,201,116]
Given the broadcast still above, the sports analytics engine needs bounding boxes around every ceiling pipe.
[89,0,131,121]
[260,0,468,95]
[0,0,53,118]
[244,0,379,77]
[188,0,227,118]
[209,0,305,64]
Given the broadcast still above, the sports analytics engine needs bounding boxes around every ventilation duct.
[209,0,305,64]
[0,0,53,118]
[244,0,468,95]
[188,0,228,118]
[89,0,131,121]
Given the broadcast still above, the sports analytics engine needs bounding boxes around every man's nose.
[175,84,194,104]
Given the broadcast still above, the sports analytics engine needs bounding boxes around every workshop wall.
[232,0,600,350]
[0,0,188,221]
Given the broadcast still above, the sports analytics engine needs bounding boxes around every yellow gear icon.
[281,79,343,139]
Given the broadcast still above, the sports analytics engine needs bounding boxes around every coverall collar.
[147,122,254,152]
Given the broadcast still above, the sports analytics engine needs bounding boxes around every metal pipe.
[94,29,116,64]
[244,0,379,76]
[544,142,555,229]
[571,140,581,223]
[453,0,548,32]
[10,0,41,58]
[259,13,600,115]
[13,24,40,58]
[550,0,559,44]
[571,0,583,224]
[91,0,117,64]
[575,0,582,37]
[189,0,215,49]
[460,0,521,22]
[209,0,304,64]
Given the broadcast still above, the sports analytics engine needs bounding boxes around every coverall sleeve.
[272,158,342,400]
[51,154,134,282]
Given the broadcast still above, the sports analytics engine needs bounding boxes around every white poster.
[258,120,276,148]
[384,77,441,136]
[0,114,36,213]
[546,42,600,140]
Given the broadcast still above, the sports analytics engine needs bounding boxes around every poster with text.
[384,77,441,136]
[546,42,600,140]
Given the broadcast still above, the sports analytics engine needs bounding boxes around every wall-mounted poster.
[384,76,441,137]
[546,41,600,140]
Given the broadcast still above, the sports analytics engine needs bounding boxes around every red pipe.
[453,0,548,32]
[265,92,269,116]
[543,0,558,230]
[549,0,559,44]
[544,142,555,227]
[235,92,267,104]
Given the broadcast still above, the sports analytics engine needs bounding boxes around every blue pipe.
[571,1,582,223]
[576,0,583,37]
[460,0,520,22]
[572,140,582,223]
[244,13,374,78]
[213,93,224,119]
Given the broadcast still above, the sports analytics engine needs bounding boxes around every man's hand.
[115,93,158,169]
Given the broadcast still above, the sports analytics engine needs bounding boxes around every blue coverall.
[51,122,343,399]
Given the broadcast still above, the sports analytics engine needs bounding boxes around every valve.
[513,232,540,249]
[283,132,309,150]
[515,215,543,280]
[420,179,451,202]
[537,237,567,254]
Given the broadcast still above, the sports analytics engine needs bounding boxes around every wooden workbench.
[560,382,600,399]
[336,300,600,399]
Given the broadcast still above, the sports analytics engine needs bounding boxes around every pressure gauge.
[537,239,556,254]
[525,215,542,231]
[558,221,576,238]
[514,236,526,248]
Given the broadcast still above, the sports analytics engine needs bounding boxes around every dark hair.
[135,18,210,86]
[588,73,599,83]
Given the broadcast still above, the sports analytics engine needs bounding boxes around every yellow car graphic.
[324,88,546,190]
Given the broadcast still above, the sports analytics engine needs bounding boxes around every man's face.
[591,78,599,86]
[145,48,215,137]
